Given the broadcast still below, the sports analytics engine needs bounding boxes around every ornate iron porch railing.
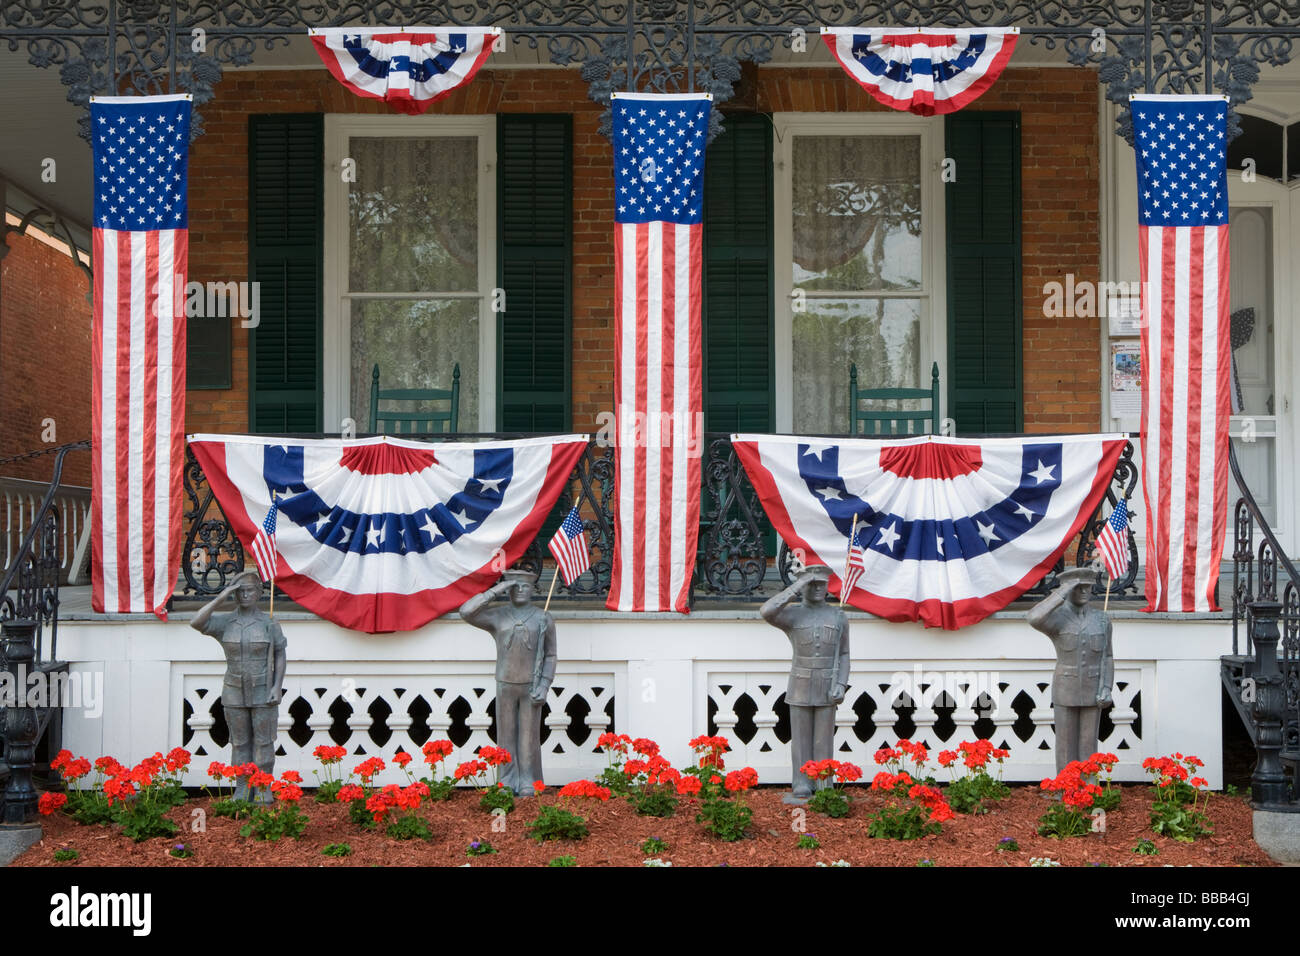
[1,1,1298,145]
[179,432,1143,606]
[0,441,87,824]
[1224,441,1300,809]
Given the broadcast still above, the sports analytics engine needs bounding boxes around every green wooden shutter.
[187,311,231,390]
[703,113,774,433]
[249,114,323,432]
[497,115,571,431]
[945,111,1022,433]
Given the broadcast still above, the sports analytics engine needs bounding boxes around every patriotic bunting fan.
[188,434,588,633]
[821,27,1019,115]
[310,27,502,114]
[732,433,1128,629]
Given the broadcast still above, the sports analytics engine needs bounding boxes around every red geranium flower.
[478,746,513,767]
[38,792,68,815]
[337,784,364,803]
[422,740,454,763]
[675,775,702,796]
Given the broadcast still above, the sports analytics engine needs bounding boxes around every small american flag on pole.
[249,495,278,582]
[548,505,590,587]
[841,525,869,600]
[1095,499,1130,581]
[1132,94,1231,612]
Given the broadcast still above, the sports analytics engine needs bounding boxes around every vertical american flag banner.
[607,92,711,612]
[1132,94,1231,613]
[90,94,191,616]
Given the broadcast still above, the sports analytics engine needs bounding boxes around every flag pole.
[269,491,277,620]
[543,570,559,615]
[840,513,859,607]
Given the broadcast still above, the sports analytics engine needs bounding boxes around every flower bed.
[13,740,1275,868]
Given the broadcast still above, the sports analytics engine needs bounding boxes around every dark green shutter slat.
[498,115,571,432]
[945,111,1022,434]
[703,113,774,434]
[249,113,323,432]
[187,311,231,389]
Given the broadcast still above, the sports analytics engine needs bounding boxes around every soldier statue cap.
[803,564,833,582]
[502,569,539,585]
[232,569,261,588]
[1057,567,1096,589]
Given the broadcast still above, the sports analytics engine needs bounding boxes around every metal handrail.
[1228,440,1300,656]
[0,441,91,663]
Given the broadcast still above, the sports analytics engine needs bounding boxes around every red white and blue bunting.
[309,26,502,114]
[188,434,587,633]
[732,433,1127,630]
[821,27,1019,115]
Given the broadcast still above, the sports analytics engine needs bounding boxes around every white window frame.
[322,114,497,432]
[772,113,947,433]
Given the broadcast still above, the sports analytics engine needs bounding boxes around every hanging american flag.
[90,94,191,617]
[607,92,711,613]
[548,505,590,587]
[250,495,279,582]
[1132,94,1231,613]
[841,525,869,600]
[1094,499,1130,581]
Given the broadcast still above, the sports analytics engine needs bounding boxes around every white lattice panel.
[175,663,620,787]
[705,664,1151,783]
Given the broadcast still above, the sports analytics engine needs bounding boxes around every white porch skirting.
[52,607,1230,789]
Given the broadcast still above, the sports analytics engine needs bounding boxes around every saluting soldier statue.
[191,570,287,803]
[459,570,557,796]
[1027,566,1115,774]
[761,565,851,804]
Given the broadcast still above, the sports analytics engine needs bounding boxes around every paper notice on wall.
[1110,341,1142,422]
[1108,293,1143,336]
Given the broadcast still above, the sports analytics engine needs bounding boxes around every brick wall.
[187,64,1101,436]
[0,228,93,485]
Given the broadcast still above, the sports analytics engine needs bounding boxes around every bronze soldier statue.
[190,570,287,803]
[761,565,851,804]
[1027,566,1115,773]
[459,570,557,795]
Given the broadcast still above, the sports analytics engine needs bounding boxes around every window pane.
[792,297,922,433]
[350,298,478,430]
[348,137,478,293]
[792,136,922,292]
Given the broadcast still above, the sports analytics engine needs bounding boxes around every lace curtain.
[346,136,479,428]
[791,136,924,432]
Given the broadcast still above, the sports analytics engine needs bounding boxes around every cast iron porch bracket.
[1,1,1297,146]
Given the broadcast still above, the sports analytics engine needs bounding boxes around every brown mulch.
[10,785,1275,867]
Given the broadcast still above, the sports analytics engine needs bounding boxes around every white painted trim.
[771,113,946,432]
[323,114,497,431]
